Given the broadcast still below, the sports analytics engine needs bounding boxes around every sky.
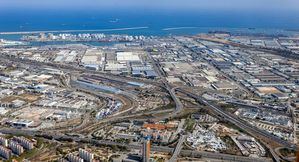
[0,0,299,12]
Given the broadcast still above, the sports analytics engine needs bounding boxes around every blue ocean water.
[0,9,299,39]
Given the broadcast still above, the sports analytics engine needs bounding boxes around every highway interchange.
[0,45,296,162]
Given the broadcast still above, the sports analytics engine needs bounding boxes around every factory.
[81,48,104,70]
[116,51,141,62]
[231,135,266,157]
[54,50,78,63]
[5,119,34,128]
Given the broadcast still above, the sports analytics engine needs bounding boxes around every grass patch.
[7,138,45,162]
[185,118,196,132]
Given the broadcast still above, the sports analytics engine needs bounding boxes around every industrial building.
[81,48,104,70]
[6,119,34,128]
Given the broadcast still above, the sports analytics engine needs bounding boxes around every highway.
[176,88,295,162]
[0,128,272,162]
[166,85,183,113]
[146,50,183,113]
[177,88,293,147]
[69,81,138,133]
[0,54,162,87]
[0,48,181,116]
[0,41,284,161]
[195,35,299,60]
[168,135,186,162]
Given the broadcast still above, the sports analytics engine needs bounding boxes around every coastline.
[0,26,149,35]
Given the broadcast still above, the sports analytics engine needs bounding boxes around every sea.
[0,9,299,43]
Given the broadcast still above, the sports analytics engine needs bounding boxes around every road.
[0,40,284,161]
[0,55,162,87]
[169,135,186,162]
[146,50,183,113]
[176,88,294,162]
[195,35,299,60]
[1,48,181,116]
[167,85,183,113]
[0,128,272,162]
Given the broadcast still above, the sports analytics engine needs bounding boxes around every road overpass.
[169,135,186,162]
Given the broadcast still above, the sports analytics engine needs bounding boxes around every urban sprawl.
[0,31,299,162]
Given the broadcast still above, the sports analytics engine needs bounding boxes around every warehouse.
[116,52,140,62]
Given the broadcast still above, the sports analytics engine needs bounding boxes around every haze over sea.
[1,3,299,37]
